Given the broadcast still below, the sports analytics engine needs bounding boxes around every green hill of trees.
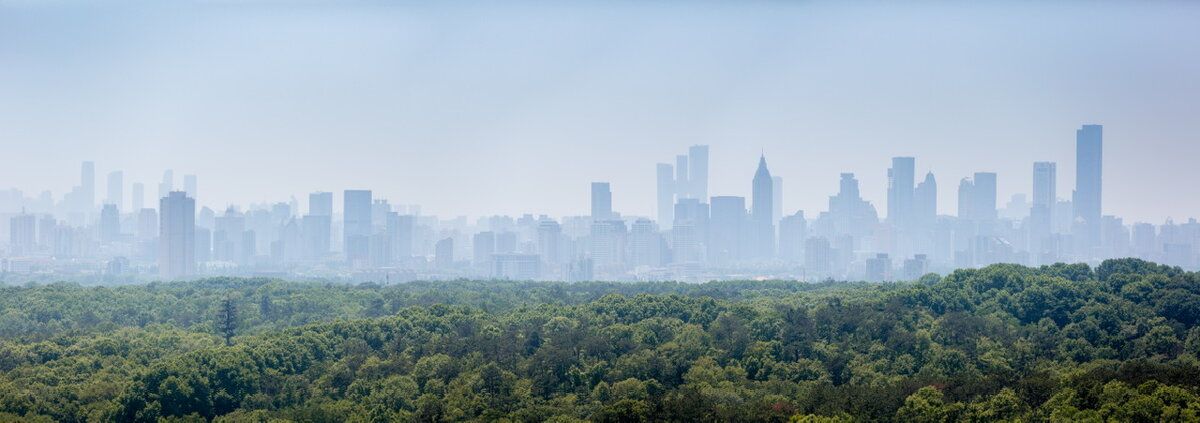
[2,258,1200,422]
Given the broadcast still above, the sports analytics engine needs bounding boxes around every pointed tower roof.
[754,155,771,181]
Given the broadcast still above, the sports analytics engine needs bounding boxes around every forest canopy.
[2,258,1200,422]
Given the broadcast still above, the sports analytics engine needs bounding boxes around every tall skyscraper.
[158,191,195,279]
[751,155,775,259]
[590,182,612,220]
[656,163,675,228]
[973,172,998,221]
[887,157,916,225]
[184,174,198,198]
[99,204,120,243]
[158,170,174,199]
[1030,162,1058,260]
[1073,124,1103,248]
[106,171,123,210]
[1033,162,1057,211]
[914,172,937,225]
[675,155,690,199]
[688,145,709,200]
[9,213,36,255]
[709,196,747,263]
[343,190,372,265]
[303,192,334,259]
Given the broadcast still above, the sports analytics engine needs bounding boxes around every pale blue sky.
[1,0,1198,222]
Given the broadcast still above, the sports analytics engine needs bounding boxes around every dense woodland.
[2,258,1200,422]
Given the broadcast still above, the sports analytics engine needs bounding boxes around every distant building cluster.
[2,124,1198,282]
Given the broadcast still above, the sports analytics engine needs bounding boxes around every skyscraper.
[887,157,916,226]
[343,190,372,265]
[184,174,198,198]
[106,171,123,210]
[158,191,195,279]
[158,170,174,200]
[675,155,690,199]
[709,196,746,263]
[99,204,120,243]
[590,182,612,220]
[914,172,937,225]
[656,163,675,228]
[973,172,998,221]
[688,145,709,200]
[1074,124,1103,248]
[9,213,36,255]
[751,155,775,259]
[303,192,333,259]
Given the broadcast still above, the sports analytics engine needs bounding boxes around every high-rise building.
[914,172,937,225]
[99,204,120,243]
[106,171,123,210]
[779,211,807,263]
[303,192,334,259]
[310,192,333,217]
[1030,162,1057,255]
[688,145,709,200]
[750,155,775,259]
[9,213,36,255]
[656,163,675,228]
[590,182,612,220]
[343,190,372,265]
[158,170,174,200]
[973,172,997,221]
[473,231,495,269]
[1074,124,1103,248]
[434,237,454,268]
[184,174,197,199]
[709,196,746,264]
[537,219,562,266]
[158,191,195,279]
[629,218,663,267]
[888,157,916,226]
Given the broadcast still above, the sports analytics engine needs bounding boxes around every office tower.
[750,155,775,259]
[195,226,211,263]
[688,145,709,200]
[887,157,916,226]
[1073,124,1103,248]
[395,215,416,259]
[537,219,562,266]
[672,198,709,263]
[137,208,158,241]
[865,253,891,282]
[958,178,975,219]
[902,254,929,280]
[158,170,174,200]
[434,237,454,268]
[184,174,197,198]
[973,172,997,221]
[591,182,612,220]
[343,190,372,265]
[106,171,123,210]
[805,237,832,275]
[914,172,937,225]
[213,207,246,263]
[1131,223,1156,260]
[473,231,495,269]
[709,196,747,264]
[81,161,95,210]
[826,173,879,238]
[656,163,675,228]
[1030,162,1057,255]
[590,219,627,269]
[9,213,36,255]
[158,191,195,279]
[629,218,663,267]
[309,192,333,217]
[779,211,807,263]
[38,215,56,251]
[131,183,145,211]
[99,204,120,243]
[675,155,690,199]
[495,231,518,254]
[772,176,783,225]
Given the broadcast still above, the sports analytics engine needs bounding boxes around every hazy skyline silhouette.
[2,0,1198,223]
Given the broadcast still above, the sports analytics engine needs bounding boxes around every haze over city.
[2,0,1199,222]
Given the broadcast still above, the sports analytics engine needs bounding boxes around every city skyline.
[2,1,1199,222]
